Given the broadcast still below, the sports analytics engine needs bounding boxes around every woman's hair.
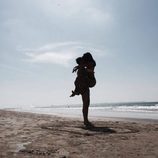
[82,52,96,67]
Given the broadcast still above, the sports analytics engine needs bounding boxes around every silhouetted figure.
[70,57,89,97]
[70,52,96,127]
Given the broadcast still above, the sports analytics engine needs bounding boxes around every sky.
[0,0,158,106]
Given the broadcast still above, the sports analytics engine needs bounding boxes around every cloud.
[25,51,75,66]
[36,0,113,25]
[0,0,114,53]
[21,41,105,66]
[22,42,82,66]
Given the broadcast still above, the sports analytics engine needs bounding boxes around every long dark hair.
[82,52,96,67]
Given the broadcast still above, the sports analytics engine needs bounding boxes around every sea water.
[1,102,158,120]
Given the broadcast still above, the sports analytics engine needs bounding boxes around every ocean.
[1,102,158,120]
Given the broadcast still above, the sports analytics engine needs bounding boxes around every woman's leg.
[81,88,90,125]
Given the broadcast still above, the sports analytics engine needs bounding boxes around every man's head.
[76,57,82,65]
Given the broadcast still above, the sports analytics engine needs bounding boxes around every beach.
[0,110,158,158]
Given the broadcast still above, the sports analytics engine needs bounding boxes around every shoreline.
[0,110,158,158]
[2,108,158,124]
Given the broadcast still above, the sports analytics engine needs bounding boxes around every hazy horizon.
[1,0,158,106]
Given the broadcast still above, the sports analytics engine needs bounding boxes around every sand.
[0,110,158,158]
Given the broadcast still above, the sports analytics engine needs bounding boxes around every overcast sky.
[0,0,158,106]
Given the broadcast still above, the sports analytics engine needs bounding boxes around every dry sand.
[0,110,158,158]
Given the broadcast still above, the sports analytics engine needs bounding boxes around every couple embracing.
[70,52,96,127]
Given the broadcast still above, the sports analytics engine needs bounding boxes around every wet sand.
[0,110,158,158]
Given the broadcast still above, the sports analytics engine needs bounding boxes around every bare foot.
[70,90,80,97]
[70,91,75,97]
[84,121,94,128]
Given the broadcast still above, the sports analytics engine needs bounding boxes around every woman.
[71,52,96,127]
